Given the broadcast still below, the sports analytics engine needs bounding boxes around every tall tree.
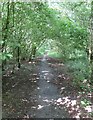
[90,1,93,84]
[2,2,10,71]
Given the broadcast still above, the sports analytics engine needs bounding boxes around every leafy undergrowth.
[2,57,92,118]
[65,58,90,90]
[46,58,92,118]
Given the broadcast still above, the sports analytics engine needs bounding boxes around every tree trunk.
[29,44,36,61]
[17,46,20,68]
[32,45,36,58]
[90,1,93,84]
[2,2,10,71]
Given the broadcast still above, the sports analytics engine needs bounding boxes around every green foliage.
[1,2,89,60]
[81,99,91,107]
[66,58,90,91]
[1,1,91,90]
[1,52,13,61]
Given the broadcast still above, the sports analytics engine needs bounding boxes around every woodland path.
[2,56,91,118]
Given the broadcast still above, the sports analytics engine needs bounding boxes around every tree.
[2,2,10,71]
[90,1,93,84]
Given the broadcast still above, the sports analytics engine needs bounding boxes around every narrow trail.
[2,56,91,118]
[29,58,69,118]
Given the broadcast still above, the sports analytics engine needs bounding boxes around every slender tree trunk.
[29,44,36,61]
[12,2,14,27]
[15,2,21,69]
[2,2,10,71]
[32,46,36,58]
[90,1,93,84]
[17,46,20,68]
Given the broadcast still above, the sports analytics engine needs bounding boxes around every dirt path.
[29,59,70,118]
[2,57,92,118]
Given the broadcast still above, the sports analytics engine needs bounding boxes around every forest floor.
[2,56,92,118]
